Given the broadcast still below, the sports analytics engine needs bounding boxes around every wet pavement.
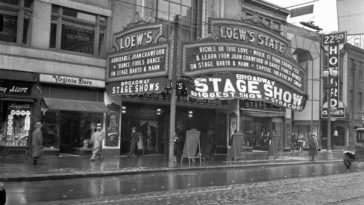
[5,161,364,204]
[0,150,343,182]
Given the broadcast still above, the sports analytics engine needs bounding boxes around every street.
[4,161,364,205]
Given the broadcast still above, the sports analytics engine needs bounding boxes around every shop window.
[0,101,31,147]
[0,0,33,44]
[50,5,107,56]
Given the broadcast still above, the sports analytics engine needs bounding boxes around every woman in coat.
[308,132,319,161]
[31,122,43,165]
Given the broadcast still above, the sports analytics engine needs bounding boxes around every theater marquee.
[182,18,307,110]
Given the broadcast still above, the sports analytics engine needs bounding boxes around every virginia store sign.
[182,18,307,111]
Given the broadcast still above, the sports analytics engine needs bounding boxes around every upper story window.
[142,0,201,41]
[0,0,33,44]
[50,5,107,56]
[359,62,363,80]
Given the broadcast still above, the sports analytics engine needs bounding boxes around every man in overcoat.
[90,123,105,161]
[31,122,43,165]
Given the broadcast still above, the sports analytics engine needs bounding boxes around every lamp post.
[322,69,338,151]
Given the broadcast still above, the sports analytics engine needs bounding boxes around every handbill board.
[185,73,307,111]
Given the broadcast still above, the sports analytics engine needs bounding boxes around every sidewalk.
[0,150,343,182]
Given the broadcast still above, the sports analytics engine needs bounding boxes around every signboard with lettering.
[108,44,169,81]
[0,81,31,96]
[321,107,346,118]
[106,77,168,96]
[185,73,307,111]
[240,100,282,111]
[182,18,306,98]
[105,112,119,147]
[107,22,169,82]
[182,42,305,93]
[322,31,346,110]
[39,74,105,88]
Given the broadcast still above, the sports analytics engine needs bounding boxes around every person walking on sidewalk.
[127,126,139,157]
[308,132,319,161]
[31,122,43,165]
[90,123,105,161]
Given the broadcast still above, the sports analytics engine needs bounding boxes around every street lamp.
[322,69,338,151]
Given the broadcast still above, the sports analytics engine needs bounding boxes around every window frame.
[50,5,107,57]
[0,0,33,45]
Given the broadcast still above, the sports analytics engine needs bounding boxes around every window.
[360,62,363,80]
[141,0,201,41]
[359,92,363,110]
[0,0,32,44]
[350,58,355,79]
[50,5,107,56]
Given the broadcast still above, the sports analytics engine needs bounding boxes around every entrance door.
[60,111,81,153]
[140,120,158,153]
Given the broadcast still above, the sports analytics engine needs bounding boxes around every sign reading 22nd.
[321,32,347,45]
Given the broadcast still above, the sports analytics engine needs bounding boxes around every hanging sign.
[185,73,307,111]
[106,77,168,96]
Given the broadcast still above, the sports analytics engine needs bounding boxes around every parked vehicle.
[343,145,364,168]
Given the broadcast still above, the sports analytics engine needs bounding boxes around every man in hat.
[127,126,139,157]
[31,122,43,165]
[90,123,105,161]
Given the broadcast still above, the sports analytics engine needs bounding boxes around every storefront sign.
[322,31,346,109]
[107,77,168,96]
[186,73,307,111]
[108,44,169,81]
[321,107,346,118]
[0,81,31,95]
[183,42,305,93]
[113,22,167,51]
[39,74,105,88]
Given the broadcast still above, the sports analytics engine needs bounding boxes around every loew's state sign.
[186,73,307,111]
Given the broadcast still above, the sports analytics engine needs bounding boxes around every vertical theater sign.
[182,18,307,111]
[321,31,347,118]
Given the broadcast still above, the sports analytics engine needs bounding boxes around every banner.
[106,77,168,96]
[185,73,307,111]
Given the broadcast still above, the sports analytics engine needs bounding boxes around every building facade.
[0,0,323,157]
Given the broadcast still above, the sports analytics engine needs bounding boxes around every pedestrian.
[89,123,105,161]
[308,132,319,161]
[127,126,139,157]
[0,182,5,205]
[31,122,43,165]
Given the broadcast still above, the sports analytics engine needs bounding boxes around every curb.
[0,159,342,182]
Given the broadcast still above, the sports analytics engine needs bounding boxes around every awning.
[43,98,108,112]
[356,128,364,132]
[241,110,285,118]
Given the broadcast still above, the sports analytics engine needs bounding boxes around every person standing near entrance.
[31,122,43,165]
[90,123,105,161]
[128,126,139,157]
[308,132,319,161]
